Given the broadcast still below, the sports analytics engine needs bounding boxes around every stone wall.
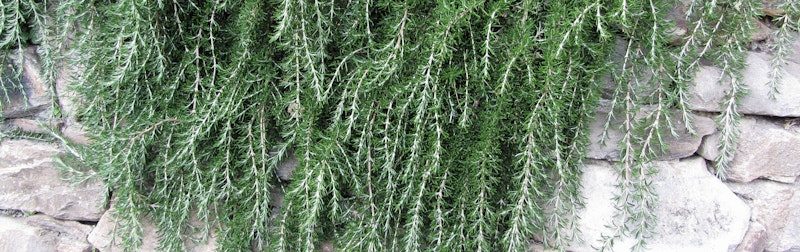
[2,9,800,252]
[557,32,800,252]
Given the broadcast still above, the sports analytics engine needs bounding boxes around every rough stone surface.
[690,52,800,117]
[89,205,217,252]
[587,103,716,161]
[0,215,93,252]
[277,152,298,181]
[699,117,800,183]
[751,20,772,42]
[696,132,721,161]
[0,139,106,221]
[0,215,58,252]
[7,118,63,135]
[54,60,83,118]
[2,47,52,119]
[792,32,800,65]
[62,122,92,145]
[26,214,95,252]
[727,180,800,252]
[573,157,751,252]
[735,221,768,252]
[87,206,160,252]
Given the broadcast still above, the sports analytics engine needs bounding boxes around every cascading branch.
[2,0,797,251]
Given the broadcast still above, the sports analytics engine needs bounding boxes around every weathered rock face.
[727,180,800,252]
[87,206,159,252]
[735,221,768,252]
[587,103,717,161]
[0,139,106,221]
[0,214,93,252]
[698,117,800,183]
[573,157,751,251]
[2,47,52,119]
[690,52,800,117]
[88,205,217,252]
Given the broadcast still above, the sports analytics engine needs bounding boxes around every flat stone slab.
[690,52,800,117]
[0,139,106,221]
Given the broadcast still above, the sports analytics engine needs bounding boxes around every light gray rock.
[25,214,95,252]
[0,215,58,252]
[0,139,106,221]
[696,132,720,161]
[89,205,217,252]
[587,103,716,161]
[727,180,800,252]
[734,221,768,252]
[2,47,52,119]
[689,52,800,117]
[88,206,160,252]
[573,157,750,251]
[0,214,93,252]
[699,117,800,183]
[54,56,83,118]
[791,32,800,65]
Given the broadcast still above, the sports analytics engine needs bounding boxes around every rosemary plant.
[3,0,797,251]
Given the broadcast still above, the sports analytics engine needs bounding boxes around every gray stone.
[0,214,93,252]
[572,157,750,251]
[699,117,800,183]
[89,205,217,252]
[0,215,58,252]
[2,47,52,119]
[0,139,106,221]
[727,180,800,252]
[735,221,768,252]
[0,208,24,218]
[751,20,772,42]
[689,52,800,117]
[54,57,83,118]
[277,152,297,181]
[587,102,716,161]
[25,214,95,252]
[665,0,690,46]
[791,32,800,65]
[696,132,721,162]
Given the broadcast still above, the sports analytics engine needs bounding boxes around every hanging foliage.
[3,0,798,251]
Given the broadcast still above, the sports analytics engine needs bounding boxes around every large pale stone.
[0,139,106,221]
[0,214,93,252]
[587,102,716,161]
[698,117,800,183]
[690,52,800,117]
[89,205,217,252]
[727,180,800,252]
[573,157,750,251]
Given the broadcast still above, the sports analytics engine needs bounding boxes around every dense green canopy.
[2,0,797,251]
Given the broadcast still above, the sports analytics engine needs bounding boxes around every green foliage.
[5,0,798,251]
